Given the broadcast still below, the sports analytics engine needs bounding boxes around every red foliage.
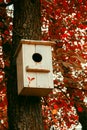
[0,3,12,129]
[41,0,87,129]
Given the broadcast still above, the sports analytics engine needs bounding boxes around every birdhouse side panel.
[16,48,24,94]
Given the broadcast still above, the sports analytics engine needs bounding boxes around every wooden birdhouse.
[16,39,54,96]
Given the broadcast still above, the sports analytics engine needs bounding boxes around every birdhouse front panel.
[23,44,35,69]
[16,39,54,96]
[35,45,52,70]
[36,72,53,88]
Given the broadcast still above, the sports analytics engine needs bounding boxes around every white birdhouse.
[16,39,54,96]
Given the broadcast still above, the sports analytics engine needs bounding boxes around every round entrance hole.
[32,53,42,62]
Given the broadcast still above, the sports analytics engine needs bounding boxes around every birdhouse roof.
[20,39,55,46]
[14,39,55,57]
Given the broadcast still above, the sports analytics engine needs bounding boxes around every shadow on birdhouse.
[15,39,55,96]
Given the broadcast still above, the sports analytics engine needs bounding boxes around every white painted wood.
[23,44,35,69]
[16,39,54,96]
[35,45,52,70]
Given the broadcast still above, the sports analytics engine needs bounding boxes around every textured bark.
[77,110,87,130]
[7,0,44,130]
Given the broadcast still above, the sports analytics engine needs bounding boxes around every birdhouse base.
[19,87,52,97]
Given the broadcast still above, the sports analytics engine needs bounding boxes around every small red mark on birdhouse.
[27,76,35,86]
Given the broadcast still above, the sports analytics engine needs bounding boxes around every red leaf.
[0,22,4,28]
[6,0,10,2]
[77,106,83,112]
[54,79,58,84]
[9,24,13,30]
[78,0,82,3]
[4,30,9,35]
[53,104,58,109]
[4,60,10,67]
[0,0,4,3]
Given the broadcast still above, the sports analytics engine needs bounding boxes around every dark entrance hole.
[32,53,42,62]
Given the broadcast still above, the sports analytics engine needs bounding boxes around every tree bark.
[77,110,87,130]
[7,0,44,130]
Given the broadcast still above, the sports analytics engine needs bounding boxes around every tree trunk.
[7,0,44,130]
[77,110,87,130]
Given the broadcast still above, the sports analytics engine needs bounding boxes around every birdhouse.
[16,39,55,96]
